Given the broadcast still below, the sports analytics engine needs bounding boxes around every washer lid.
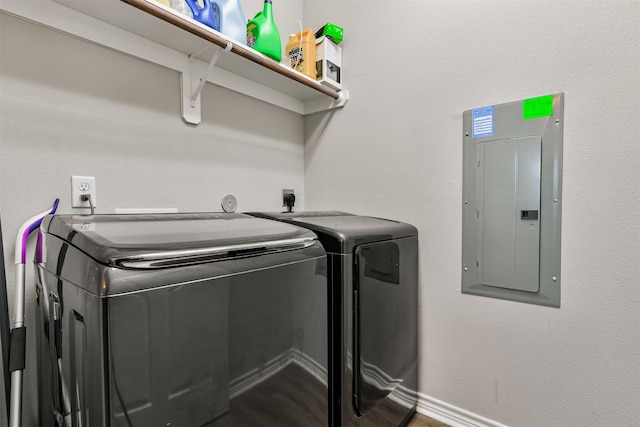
[41,213,317,268]
[248,212,418,254]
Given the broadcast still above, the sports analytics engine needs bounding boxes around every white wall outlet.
[71,176,97,208]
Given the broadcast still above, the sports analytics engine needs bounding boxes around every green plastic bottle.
[246,0,282,62]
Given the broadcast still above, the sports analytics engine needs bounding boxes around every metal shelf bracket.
[181,41,232,124]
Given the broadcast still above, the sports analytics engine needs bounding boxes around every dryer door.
[353,237,418,416]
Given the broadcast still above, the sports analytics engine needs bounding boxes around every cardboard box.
[315,36,342,90]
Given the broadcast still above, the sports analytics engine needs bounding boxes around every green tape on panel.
[523,95,554,120]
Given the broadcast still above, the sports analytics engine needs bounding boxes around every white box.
[315,36,342,90]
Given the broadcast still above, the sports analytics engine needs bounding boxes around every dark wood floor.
[203,362,449,427]
[407,413,450,427]
[205,363,327,426]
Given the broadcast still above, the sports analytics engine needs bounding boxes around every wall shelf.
[1,0,348,124]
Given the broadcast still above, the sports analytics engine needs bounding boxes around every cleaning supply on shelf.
[185,0,218,30]
[170,0,193,18]
[246,0,282,62]
[315,22,343,44]
[316,36,342,90]
[211,0,247,45]
[286,28,316,78]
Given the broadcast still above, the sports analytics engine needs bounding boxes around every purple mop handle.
[9,198,59,427]
[18,199,59,264]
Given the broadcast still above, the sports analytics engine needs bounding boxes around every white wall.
[0,2,305,421]
[304,0,639,426]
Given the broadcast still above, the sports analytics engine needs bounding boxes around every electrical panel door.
[477,136,541,292]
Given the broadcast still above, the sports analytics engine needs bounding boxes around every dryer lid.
[41,213,317,268]
[248,212,418,254]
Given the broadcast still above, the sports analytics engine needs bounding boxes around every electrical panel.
[462,94,564,307]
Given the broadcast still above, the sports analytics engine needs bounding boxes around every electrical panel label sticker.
[472,106,494,138]
[523,95,554,120]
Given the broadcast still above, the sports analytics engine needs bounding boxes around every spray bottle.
[246,0,282,62]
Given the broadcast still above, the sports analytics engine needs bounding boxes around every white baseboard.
[290,348,328,387]
[229,348,327,399]
[358,360,417,410]
[416,393,508,427]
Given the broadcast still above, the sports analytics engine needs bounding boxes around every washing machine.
[35,213,328,427]
[248,211,418,427]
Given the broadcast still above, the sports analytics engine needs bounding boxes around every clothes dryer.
[35,213,328,427]
[248,212,418,427]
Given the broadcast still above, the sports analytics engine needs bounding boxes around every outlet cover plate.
[71,176,97,208]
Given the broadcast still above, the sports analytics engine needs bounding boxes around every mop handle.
[9,199,59,427]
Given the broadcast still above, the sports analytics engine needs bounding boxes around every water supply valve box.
[315,36,342,90]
